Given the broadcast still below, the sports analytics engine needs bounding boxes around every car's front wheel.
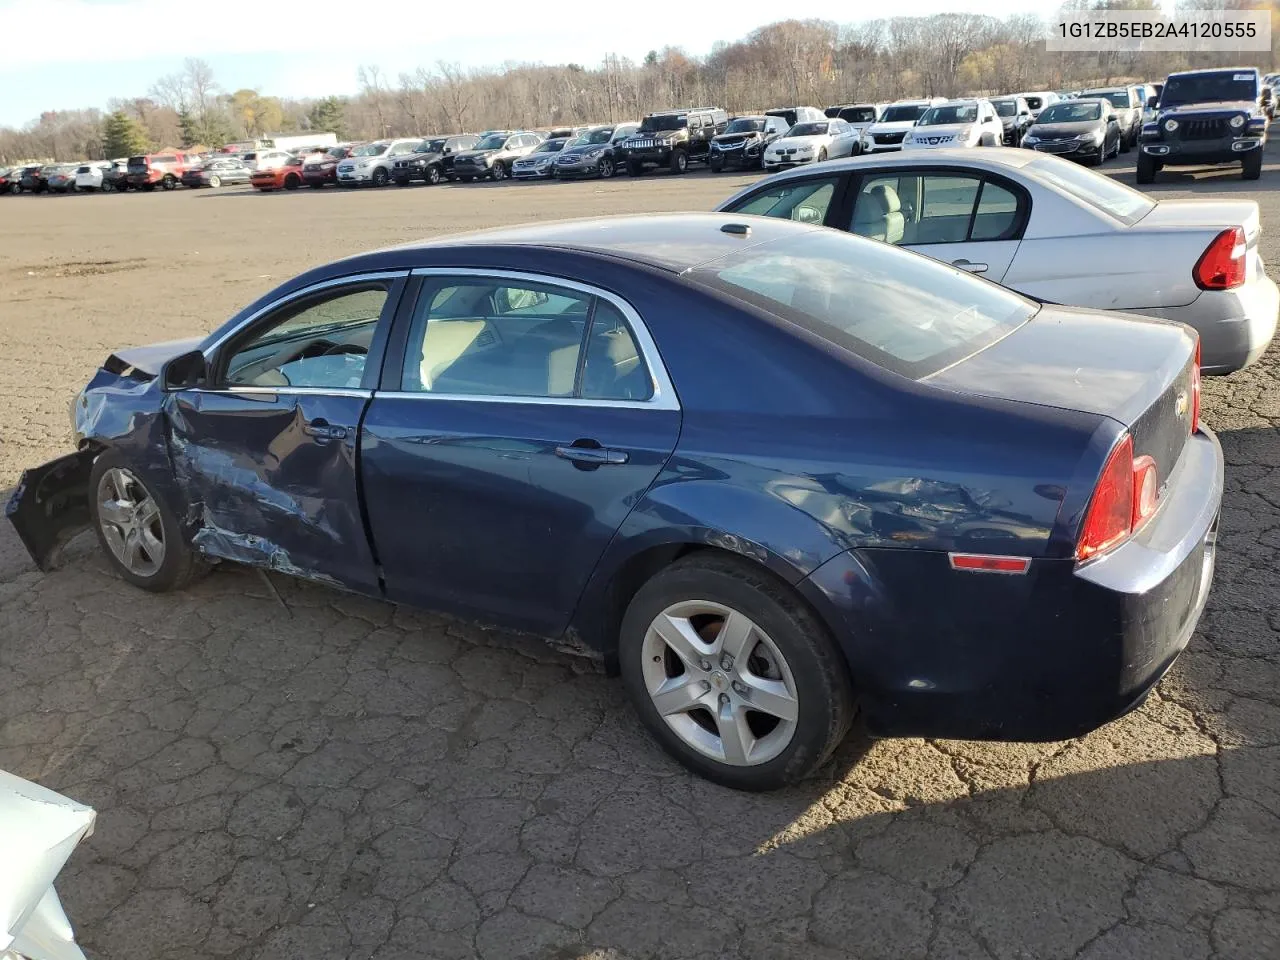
[598,157,615,178]
[426,165,442,185]
[1136,151,1159,183]
[1242,149,1263,180]
[619,554,855,791]
[372,168,389,187]
[490,162,507,181]
[89,450,206,592]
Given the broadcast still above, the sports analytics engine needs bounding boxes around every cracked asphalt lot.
[2,149,1280,960]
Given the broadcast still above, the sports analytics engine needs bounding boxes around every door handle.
[303,419,348,441]
[952,259,989,274]
[555,442,629,466]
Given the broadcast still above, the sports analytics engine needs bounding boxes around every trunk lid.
[929,305,1197,485]
[1136,198,1263,282]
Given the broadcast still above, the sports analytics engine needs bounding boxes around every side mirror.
[162,349,207,391]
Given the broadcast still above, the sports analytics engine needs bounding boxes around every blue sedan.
[7,214,1222,790]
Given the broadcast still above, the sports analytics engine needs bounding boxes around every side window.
[728,177,838,225]
[919,175,982,243]
[399,279,649,401]
[970,182,1021,241]
[221,283,390,390]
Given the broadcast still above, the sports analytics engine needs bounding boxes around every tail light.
[1190,339,1201,434]
[1193,226,1246,290]
[1076,434,1162,561]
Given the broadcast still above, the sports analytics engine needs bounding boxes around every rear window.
[688,229,1035,379]
[128,156,148,166]
[76,166,91,173]
[1027,154,1154,225]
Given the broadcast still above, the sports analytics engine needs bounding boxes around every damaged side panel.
[166,390,380,593]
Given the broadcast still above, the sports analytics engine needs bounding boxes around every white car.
[762,118,859,170]
[861,98,947,153]
[1015,91,1062,120]
[241,149,293,172]
[72,161,113,191]
[902,100,1004,150]
[716,147,1278,374]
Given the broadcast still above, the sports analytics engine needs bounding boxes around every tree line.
[1,3,1276,164]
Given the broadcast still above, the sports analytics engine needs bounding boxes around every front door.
[360,272,681,636]
[846,170,1027,282]
[167,276,404,593]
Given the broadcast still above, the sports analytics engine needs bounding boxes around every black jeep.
[618,107,728,175]
[1138,68,1268,183]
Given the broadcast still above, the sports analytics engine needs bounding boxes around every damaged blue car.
[7,214,1222,790]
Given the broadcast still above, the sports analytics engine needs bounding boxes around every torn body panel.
[4,452,94,571]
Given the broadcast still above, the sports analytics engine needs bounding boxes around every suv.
[823,103,883,144]
[1014,91,1061,120]
[860,98,946,153]
[764,106,825,128]
[392,134,481,186]
[990,97,1034,145]
[709,115,790,171]
[554,123,640,179]
[336,138,422,186]
[1079,86,1142,149]
[619,107,728,175]
[302,145,357,188]
[1139,68,1269,183]
[125,154,189,191]
[451,132,544,182]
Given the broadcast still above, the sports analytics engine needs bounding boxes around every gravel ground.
[1,146,1279,960]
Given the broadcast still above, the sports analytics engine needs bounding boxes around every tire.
[669,149,688,175]
[310,181,325,189]
[9,182,19,194]
[1242,149,1262,180]
[627,161,645,176]
[1136,151,1158,184]
[1120,132,1133,154]
[709,158,723,173]
[618,554,855,791]
[427,165,442,185]
[284,174,300,190]
[598,157,615,179]
[369,167,387,187]
[162,175,176,191]
[490,162,507,181]
[88,449,207,593]
[142,183,154,192]
[207,175,221,188]
[394,177,410,187]
[459,175,474,183]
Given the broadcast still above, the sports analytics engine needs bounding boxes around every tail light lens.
[1076,435,1163,561]
[1191,339,1201,434]
[1193,226,1246,290]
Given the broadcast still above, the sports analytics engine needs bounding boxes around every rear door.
[360,269,681,636]
[844,168,1028,281]
[167,273,406,592]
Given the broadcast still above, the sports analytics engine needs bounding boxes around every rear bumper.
[798,427,1223,742]
[1140,276,1279,374]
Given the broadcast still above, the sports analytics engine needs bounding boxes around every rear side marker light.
[948,553,1031,574]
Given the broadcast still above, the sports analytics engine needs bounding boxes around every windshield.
[1162,71,1257,106]
[839,107,877,122]
[327,147,346,158]
[1086,91,1130,109]
[639,115,686,133]
[417,139,448,153]
[1024,96,1044,110]
[725,118,765,134]
[533,139,566,154]
[919,104,977,125]
[351,142,388,157]
[881,104,927,122]
[1029,154,1154,225]
[788,122,829,137]
[992,100,1018,118]
[127,156,147,168]
[474,134,508,150]
[1038,102,1101,123]
[573,128,614,146]
[690,231,1034,379]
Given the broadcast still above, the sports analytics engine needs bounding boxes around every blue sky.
[0,0,1170,127]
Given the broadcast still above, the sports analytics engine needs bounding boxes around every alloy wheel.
[640,600,799,766]
[96,467,165,577]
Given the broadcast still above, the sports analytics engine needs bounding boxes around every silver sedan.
[715,148,1277,373]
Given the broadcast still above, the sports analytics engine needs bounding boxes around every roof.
[383,213,824,273]
[719,147,1039,191]
[1166,67,1256,78]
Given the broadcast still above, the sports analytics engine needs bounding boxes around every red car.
[125,154,194,191]
[250,155,306,191]
[302,144,357,188]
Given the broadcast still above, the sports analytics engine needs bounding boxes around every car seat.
[851,183,905,244]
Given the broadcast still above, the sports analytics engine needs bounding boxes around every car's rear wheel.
[598,157,615,178]
[1242,149,1263,180]
[1136,151,1158,184]
[89,450,206,593]
[619,554,855,791]
[162,175,176,190]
